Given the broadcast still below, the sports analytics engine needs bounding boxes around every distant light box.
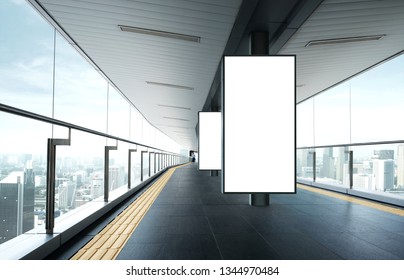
[222,56,296,193]
[198,112,221,170]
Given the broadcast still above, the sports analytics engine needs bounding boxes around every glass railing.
[0,111,51,243]
[297,141,404,202]
[0,103,190,248]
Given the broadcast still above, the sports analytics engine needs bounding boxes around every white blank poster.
[223,56,295,193]
[198,112,221,170]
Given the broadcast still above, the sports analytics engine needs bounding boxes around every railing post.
[313,151,316,182]
[154,152,157,173]
[104,142,118,202]
[155,152,159,172]
[141,150,148,181]
[127,147,137,189]
[349,150,353,189]
[149,152,155,177]
[46,128,71,234]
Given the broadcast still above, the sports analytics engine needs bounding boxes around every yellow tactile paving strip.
[297,183,404,216]
[71,163,189,260]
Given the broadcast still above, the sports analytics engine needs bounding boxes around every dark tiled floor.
[115,163,404,260]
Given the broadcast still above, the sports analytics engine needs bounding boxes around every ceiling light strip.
[119,25,200,43]
[146,81,194,91]
[163,117,190,122]
[173,131,191,134]
[305,35,385,47]
[164,125,190,129]
[157,104,191,110]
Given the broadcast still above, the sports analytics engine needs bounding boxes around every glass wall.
[0,0,187,246]
[350,55,404,143]
[55,130,106,212]
[314,84,351,146]
[0,0,54,117]
[296,98,314,147]
[54,33,108,133]
[0,112,51,244]
[297,53,404,199]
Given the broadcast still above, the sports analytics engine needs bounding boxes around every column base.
[249,193,270,206]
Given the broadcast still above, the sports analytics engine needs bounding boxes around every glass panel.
[296,99,314,147]
[352,144,403,196]
[0,0,54,116]
[55,129,105,216]
[314,83,350,146]
[142,150,149,181]
[150,126,156,148]
[129,145,141,187]
[142,119,151,146]
[0,112,50,244]
[130,106,143,144]
[54,32,108,132]
[151,152,157,176]
[351,55,404,143]
[108,141,128,191]
[315,147,349,187]
[108,85,130,139]
[296,149,315,182]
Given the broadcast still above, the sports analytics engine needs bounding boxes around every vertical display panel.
[223,56,296,193]
[198,112,222,170]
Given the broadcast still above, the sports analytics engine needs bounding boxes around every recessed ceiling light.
[146,81,194,91]
[119,25,200,43]
[157,104,191,110]
[305,35,385,47]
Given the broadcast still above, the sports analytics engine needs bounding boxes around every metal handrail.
[0,102,186,157]
[297,139,404,150]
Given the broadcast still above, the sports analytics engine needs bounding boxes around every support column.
[210,102,220,177]
[249,31,270,207]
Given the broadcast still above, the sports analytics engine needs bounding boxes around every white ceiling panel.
[35,0,242,150]
[32,0,404,151]
[279,0,404,103]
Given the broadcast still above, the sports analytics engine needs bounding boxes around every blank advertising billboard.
[198,112,221,170]
[223,55,296,193]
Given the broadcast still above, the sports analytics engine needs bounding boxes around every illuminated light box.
[222,55,296,193]
[198,111,222,170]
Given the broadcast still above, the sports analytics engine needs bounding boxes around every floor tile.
[215,233,281,260]
[310,232,401,260]
[262,231,342,260]
[161,234,221,260]
[207,215,255,234]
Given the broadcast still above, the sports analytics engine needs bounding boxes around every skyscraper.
[374,149,394,160]
[372,159,394,191]
[0,166,35,245]
[336,146,348,184]
[321,147,335,179]
[397,145,404,187]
